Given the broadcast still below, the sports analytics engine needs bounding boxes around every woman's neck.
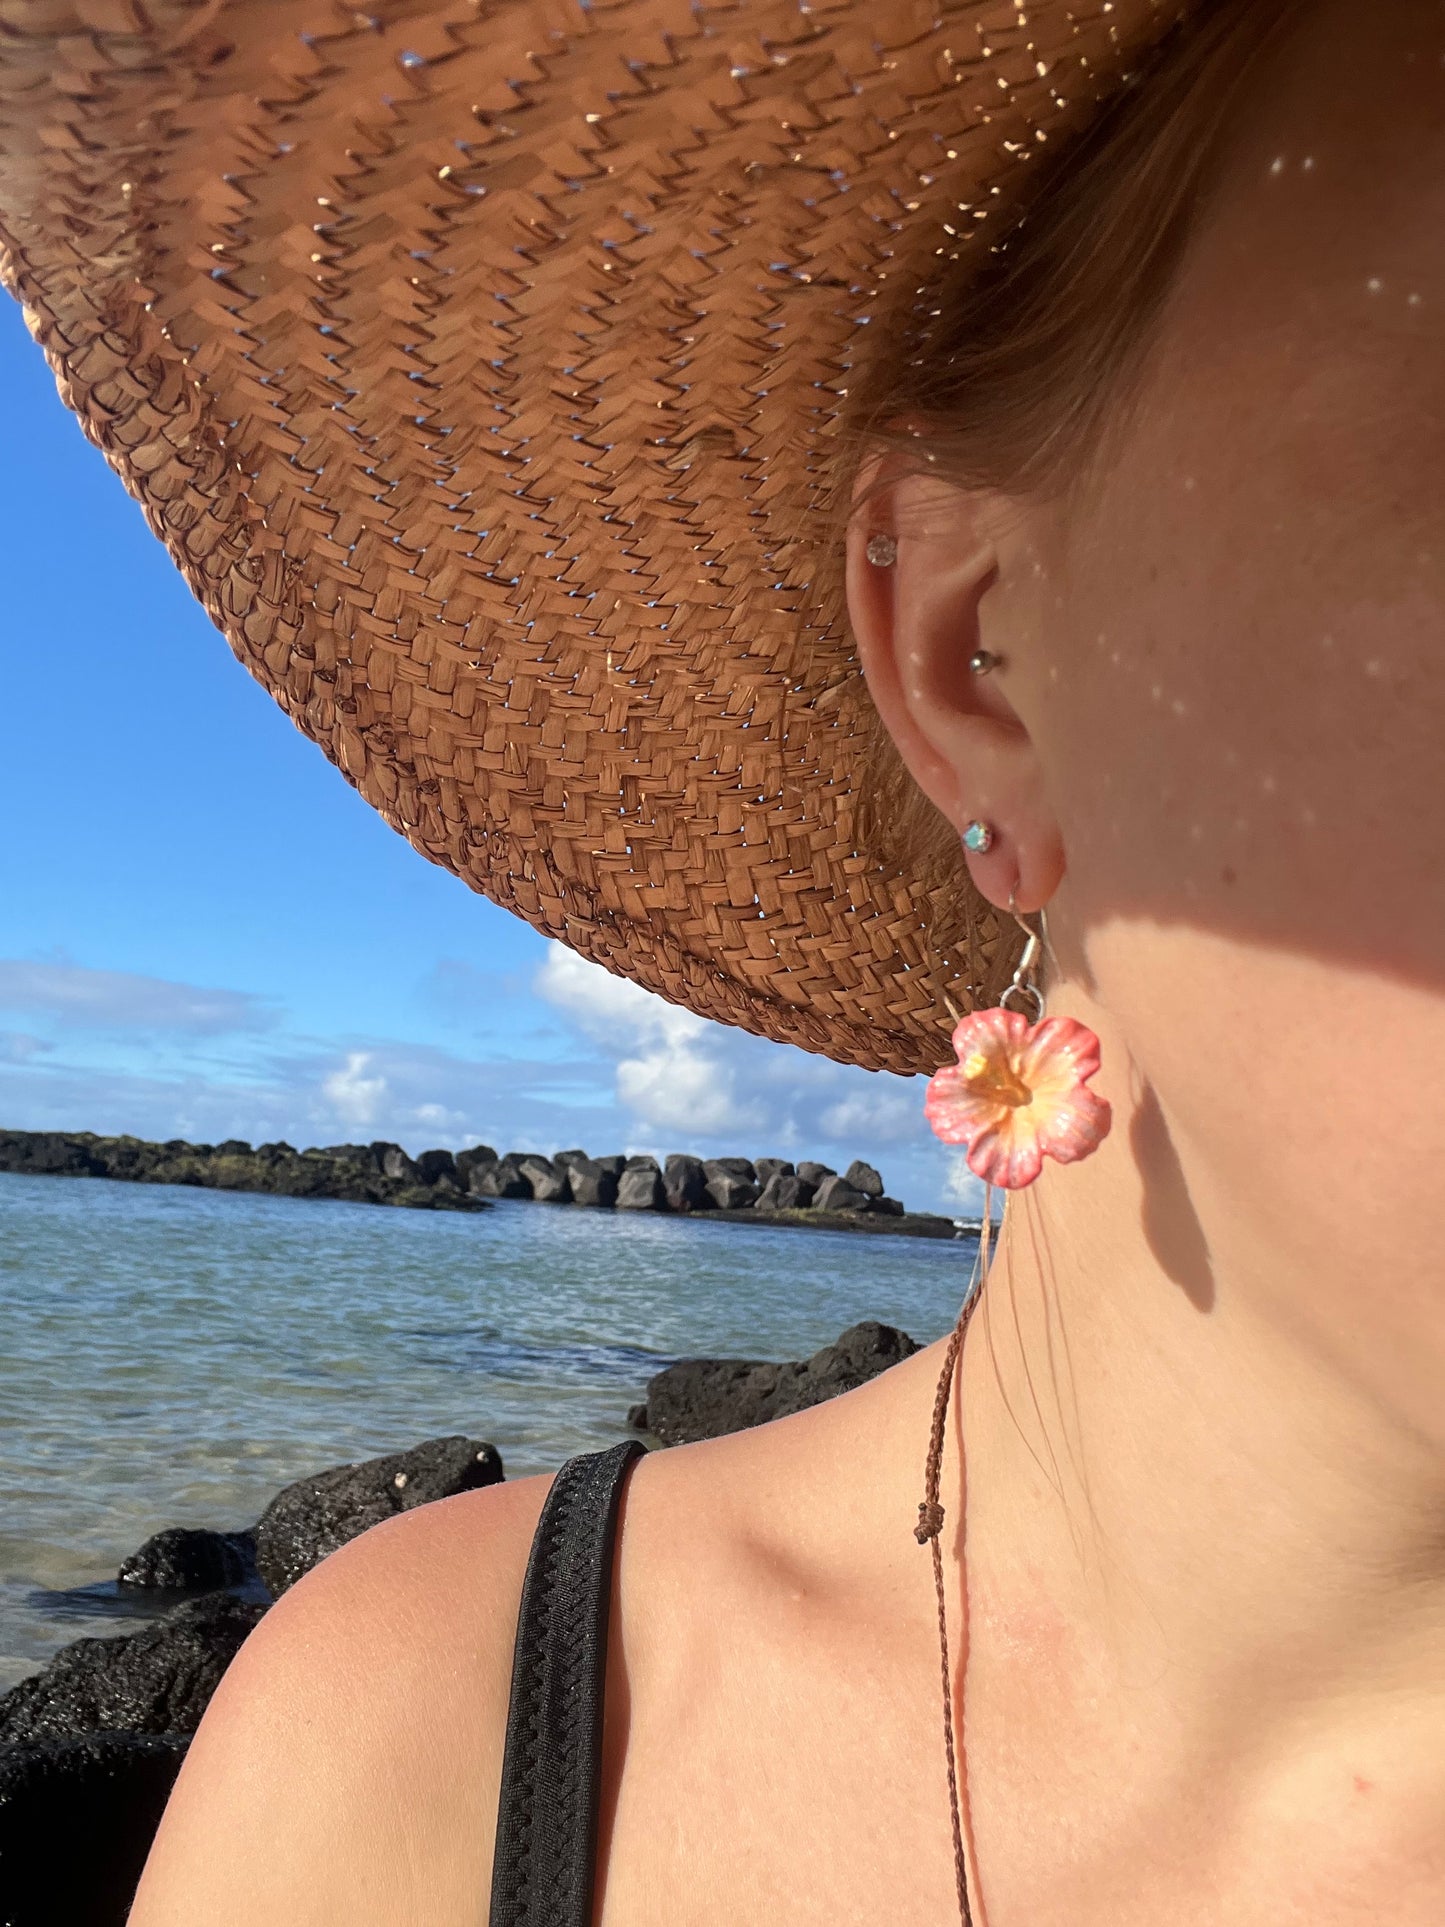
[947,1068,1445,1918]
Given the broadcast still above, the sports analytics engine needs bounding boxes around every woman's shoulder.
[129,1470,552,1925]
[127,1357,936,1924]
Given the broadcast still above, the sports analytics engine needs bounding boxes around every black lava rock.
[0,1130,485,1212]
[702,1159,758,1209]
[117,1528,256,1594]
[813,1173,870,1213]
[471,1153,532,1199]
[756,1172,815,1211]
[0,1594,264,1747]
[455,1144,499,1191]
[634,1321,920,1446]
[254,1435,504,1597]
[557,1153,618,1208]
[0,1130,105,1177]
[663,1153,708,1211]
[616,1159,665,1211]
[517,1154,569,1202]
[753,1157,795,1186]
[706,1156,757,1183]
[0,1732,189,1927]
[415,1148,458,1186]
[843,1159,885,1199]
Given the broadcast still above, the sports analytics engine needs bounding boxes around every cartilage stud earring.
[962,820,995,854]
[865,533,897,568]
[968,650,1001,675]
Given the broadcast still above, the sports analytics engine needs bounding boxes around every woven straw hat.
[0,0,1193,1075]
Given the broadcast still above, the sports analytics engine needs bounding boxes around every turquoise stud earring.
[962,820,995,854]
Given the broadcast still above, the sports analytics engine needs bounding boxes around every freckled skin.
[130,7,1445,1926]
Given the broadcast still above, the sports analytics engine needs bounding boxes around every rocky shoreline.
[0,1130,967,1239]
[0,1322,917,1923]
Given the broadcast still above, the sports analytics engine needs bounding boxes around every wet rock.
[703,1158,758,1207]
[663,1154,707,1211]
[557,1153,617,1208]
[471,1153,532,1200]
[0,1130,105,1177]
[455,1144,498,1191]
[754,1157,795,1186]
[0,1595,264,1746]
[813,1174,870,1213]
[843,1159,884,1200]
[254,1436,504,1597]
[0,1732,189,1927]
[756,1172,815,1211]
[117,1528,256,1594]
[415,1148,458,1186]
[375,1143,417,1183]
[616,1159,665,1211]
[706,1156,757,1184]
[796,1160,835,1188]
[633,1321,920,1446]
[873,1197,906,1217]
[0,1131,485,1212]
[517,1154,569,1203]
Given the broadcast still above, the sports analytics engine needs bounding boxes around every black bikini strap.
[489,1440,644,1927]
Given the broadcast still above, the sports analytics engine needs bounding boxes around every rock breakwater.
[0,1131,965,1238]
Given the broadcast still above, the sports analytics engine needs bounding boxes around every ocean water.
[0,1171,975,1688]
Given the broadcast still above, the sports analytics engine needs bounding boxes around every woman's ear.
[845,463,1065,914]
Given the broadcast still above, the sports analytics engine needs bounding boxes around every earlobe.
[846,469,1065,915]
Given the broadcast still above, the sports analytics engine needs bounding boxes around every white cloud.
[534,945,704,1050]
[942,1152,990,1215]
[536,944,769,1140]
[616,1045,765,1139]
[531,942,953,1200]
[819,1089,920,1144]
[321,1051,387,1130]
[0,958,275,1036]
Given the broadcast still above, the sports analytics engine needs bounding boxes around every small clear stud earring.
[865,533,897,568]
[962,820,995,854]
[968,650,1001,675]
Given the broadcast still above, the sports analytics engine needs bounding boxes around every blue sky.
[0,299,979,1215]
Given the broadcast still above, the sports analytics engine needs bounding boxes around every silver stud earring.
[865,533,897,568]
[968,650,1001,675]
[962,820,995,854]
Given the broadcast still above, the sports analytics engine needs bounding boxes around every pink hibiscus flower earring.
[925,901,1111,1189]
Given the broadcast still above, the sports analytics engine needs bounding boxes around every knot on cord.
[914,1499,945,1545]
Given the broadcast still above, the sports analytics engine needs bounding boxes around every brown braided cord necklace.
[915,1192,998,1927]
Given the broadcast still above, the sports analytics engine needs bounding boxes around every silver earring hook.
[1001,892,1045,1023]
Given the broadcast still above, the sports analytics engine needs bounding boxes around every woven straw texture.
[0,0,1190,1074]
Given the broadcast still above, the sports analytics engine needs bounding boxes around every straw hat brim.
[0,0,1189,1074]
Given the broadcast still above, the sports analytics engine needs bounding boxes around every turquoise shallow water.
[0,1171,975,1686]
